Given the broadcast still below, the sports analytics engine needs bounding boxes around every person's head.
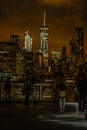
[26,75,32,81]
[55,73,60,78]
[26,76,29,80]
[79,71,85,78]
[7,77,10,80]
[60,72,64,78]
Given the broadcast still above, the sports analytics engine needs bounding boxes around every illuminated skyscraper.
[24,31,32,52]
[40,12,48,67]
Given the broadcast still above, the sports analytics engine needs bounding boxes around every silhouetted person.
[22,76,33,107]
[77,72,87,111]
[4,77,11,101]
[54,73,60,104]
[58,73,66,112]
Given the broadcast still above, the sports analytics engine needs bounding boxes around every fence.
[0,80,76,102]
[0,82,54,101]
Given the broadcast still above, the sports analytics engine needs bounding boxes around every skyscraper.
[24,31,32,52]
[61,46,66,61]
[74,27,84,72]
[10,35,20,44]
[75,27,84,55]
[69,28,85,76]
[40,12,48,67]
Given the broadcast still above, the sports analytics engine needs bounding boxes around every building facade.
[24,31,32,52]
[40,12,48,67]
[0,42,21,77]
[23,51,34,78]
[69,28,85,77]
[74,28,84,73]
[10,35,20,45]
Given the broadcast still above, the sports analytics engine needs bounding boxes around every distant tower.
[61,46,66,61]
[10,35,20,44]
[75,27,84,55]
[24,31,32,52]
[40,11,48,67]
[69,38,76,55]
[74,27,84,72]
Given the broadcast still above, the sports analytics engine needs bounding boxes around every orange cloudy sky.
[0,0,87,56]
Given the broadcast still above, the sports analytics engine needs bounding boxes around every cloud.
[38,0,76,6]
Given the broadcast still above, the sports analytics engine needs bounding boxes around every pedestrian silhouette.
[22,76,33,107]
[77,72,87,111]
[58,73,66,112]
[54,73,60,104]
[4,77,11,101]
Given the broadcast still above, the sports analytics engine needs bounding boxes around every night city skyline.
[0,0,87,56]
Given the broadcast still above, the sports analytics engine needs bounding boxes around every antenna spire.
[44,11,46,26]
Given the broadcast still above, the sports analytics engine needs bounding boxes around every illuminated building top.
[24,31,32,52]
[40,11,48,51]
[40,12,49,67]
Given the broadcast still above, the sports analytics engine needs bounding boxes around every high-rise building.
[40,12,48,67]
[69,28,85,76]
[61,46,66,61]
[35,50,43,68]
[0,41,21,76]
[70,38,76,55]
[51,51,61,64]
[75,27,84,55]
[74,28,84,72]
[10,35,20,44]
[24,31,32,52]
[23,51,34,77]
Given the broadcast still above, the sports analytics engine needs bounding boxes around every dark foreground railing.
[0,81,76,102]
[0,82,54,101]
